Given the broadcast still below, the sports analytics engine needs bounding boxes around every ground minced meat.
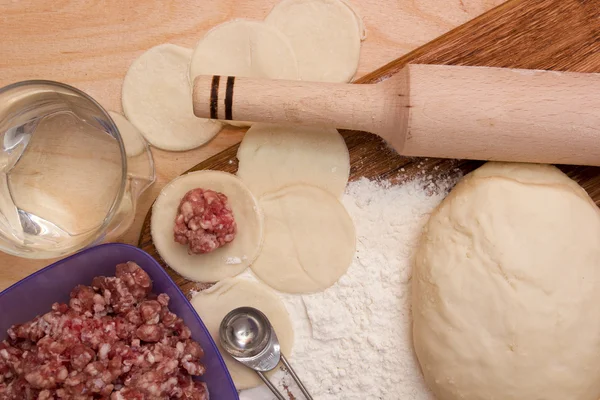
[173,188,237,254]
[0,262,209,400]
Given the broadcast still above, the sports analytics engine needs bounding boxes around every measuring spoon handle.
[256,371,286,400]
[281,354,313,400]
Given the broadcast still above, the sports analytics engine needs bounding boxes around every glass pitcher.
[0,81,155,259]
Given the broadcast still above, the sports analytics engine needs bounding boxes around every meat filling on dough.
[174,188,237,254]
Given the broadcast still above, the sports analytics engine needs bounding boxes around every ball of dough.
[412,162,600,400]
[251,184,356,293]
[190,278,294,390]
[236,123,350,198]
[151,171,264,283]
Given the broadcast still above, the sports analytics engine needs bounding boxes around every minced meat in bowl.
[0,243,238,400]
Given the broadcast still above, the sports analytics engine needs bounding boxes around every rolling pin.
[192,64,600,166]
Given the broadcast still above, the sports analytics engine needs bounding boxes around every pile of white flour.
[240,173,460,400]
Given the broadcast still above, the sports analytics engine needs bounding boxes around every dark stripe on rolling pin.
[210,76,220,119]
[225,76,235,120]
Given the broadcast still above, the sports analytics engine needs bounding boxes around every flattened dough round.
[189,20,299,128]
[236,123,350,198]
[265,0,363,82]
[189,19,299,82]
[413,162,600,400]
[191,278,294,390]
[108,111,148,157]
[252,184,355,293]
[122,44,222,151]
[151,171,263,282]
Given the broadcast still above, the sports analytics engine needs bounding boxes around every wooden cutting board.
[0,0,507,291]
[138,0,600,295]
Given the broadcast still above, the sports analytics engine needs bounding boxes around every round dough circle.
[412,162,600,400]
[265,0,363,82]
[189,20,299,128]
[151,171,263,283]
[189,19,299,82]
[251,184,355,293]
[190,278,294,390]
[122,44,223,151]
[236,123,350,198]
[108,111,148,157]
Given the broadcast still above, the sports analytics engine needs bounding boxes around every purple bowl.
[0,243,239,399]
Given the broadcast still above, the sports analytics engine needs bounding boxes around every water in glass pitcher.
[0,81,127,258]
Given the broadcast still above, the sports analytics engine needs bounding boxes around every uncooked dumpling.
[413,162,600,400]
[251,184,355,293]
[265,0,364,82]
[151,170,263,282]
[236,123,350,198]
[190,278,294,390]
[122,44,223,151]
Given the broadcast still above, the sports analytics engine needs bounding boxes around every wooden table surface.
[0,0,504,290]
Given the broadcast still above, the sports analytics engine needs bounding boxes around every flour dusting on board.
[240,172,461,400]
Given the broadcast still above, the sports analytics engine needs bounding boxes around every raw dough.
[468,161,594,204]
[108,111,147,157]
[236,123,350,198]
[412,162,600,400]
[251,184,355,293]
[190,278,294,390]
[122,44,222,151]
[189,19,299,82]
[151,170,263,282]
[189,20,299,128]
[265,0,364,82]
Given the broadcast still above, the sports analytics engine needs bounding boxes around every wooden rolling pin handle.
[192,75,399,136]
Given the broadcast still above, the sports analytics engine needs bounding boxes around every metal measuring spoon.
[219,307,313,400]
